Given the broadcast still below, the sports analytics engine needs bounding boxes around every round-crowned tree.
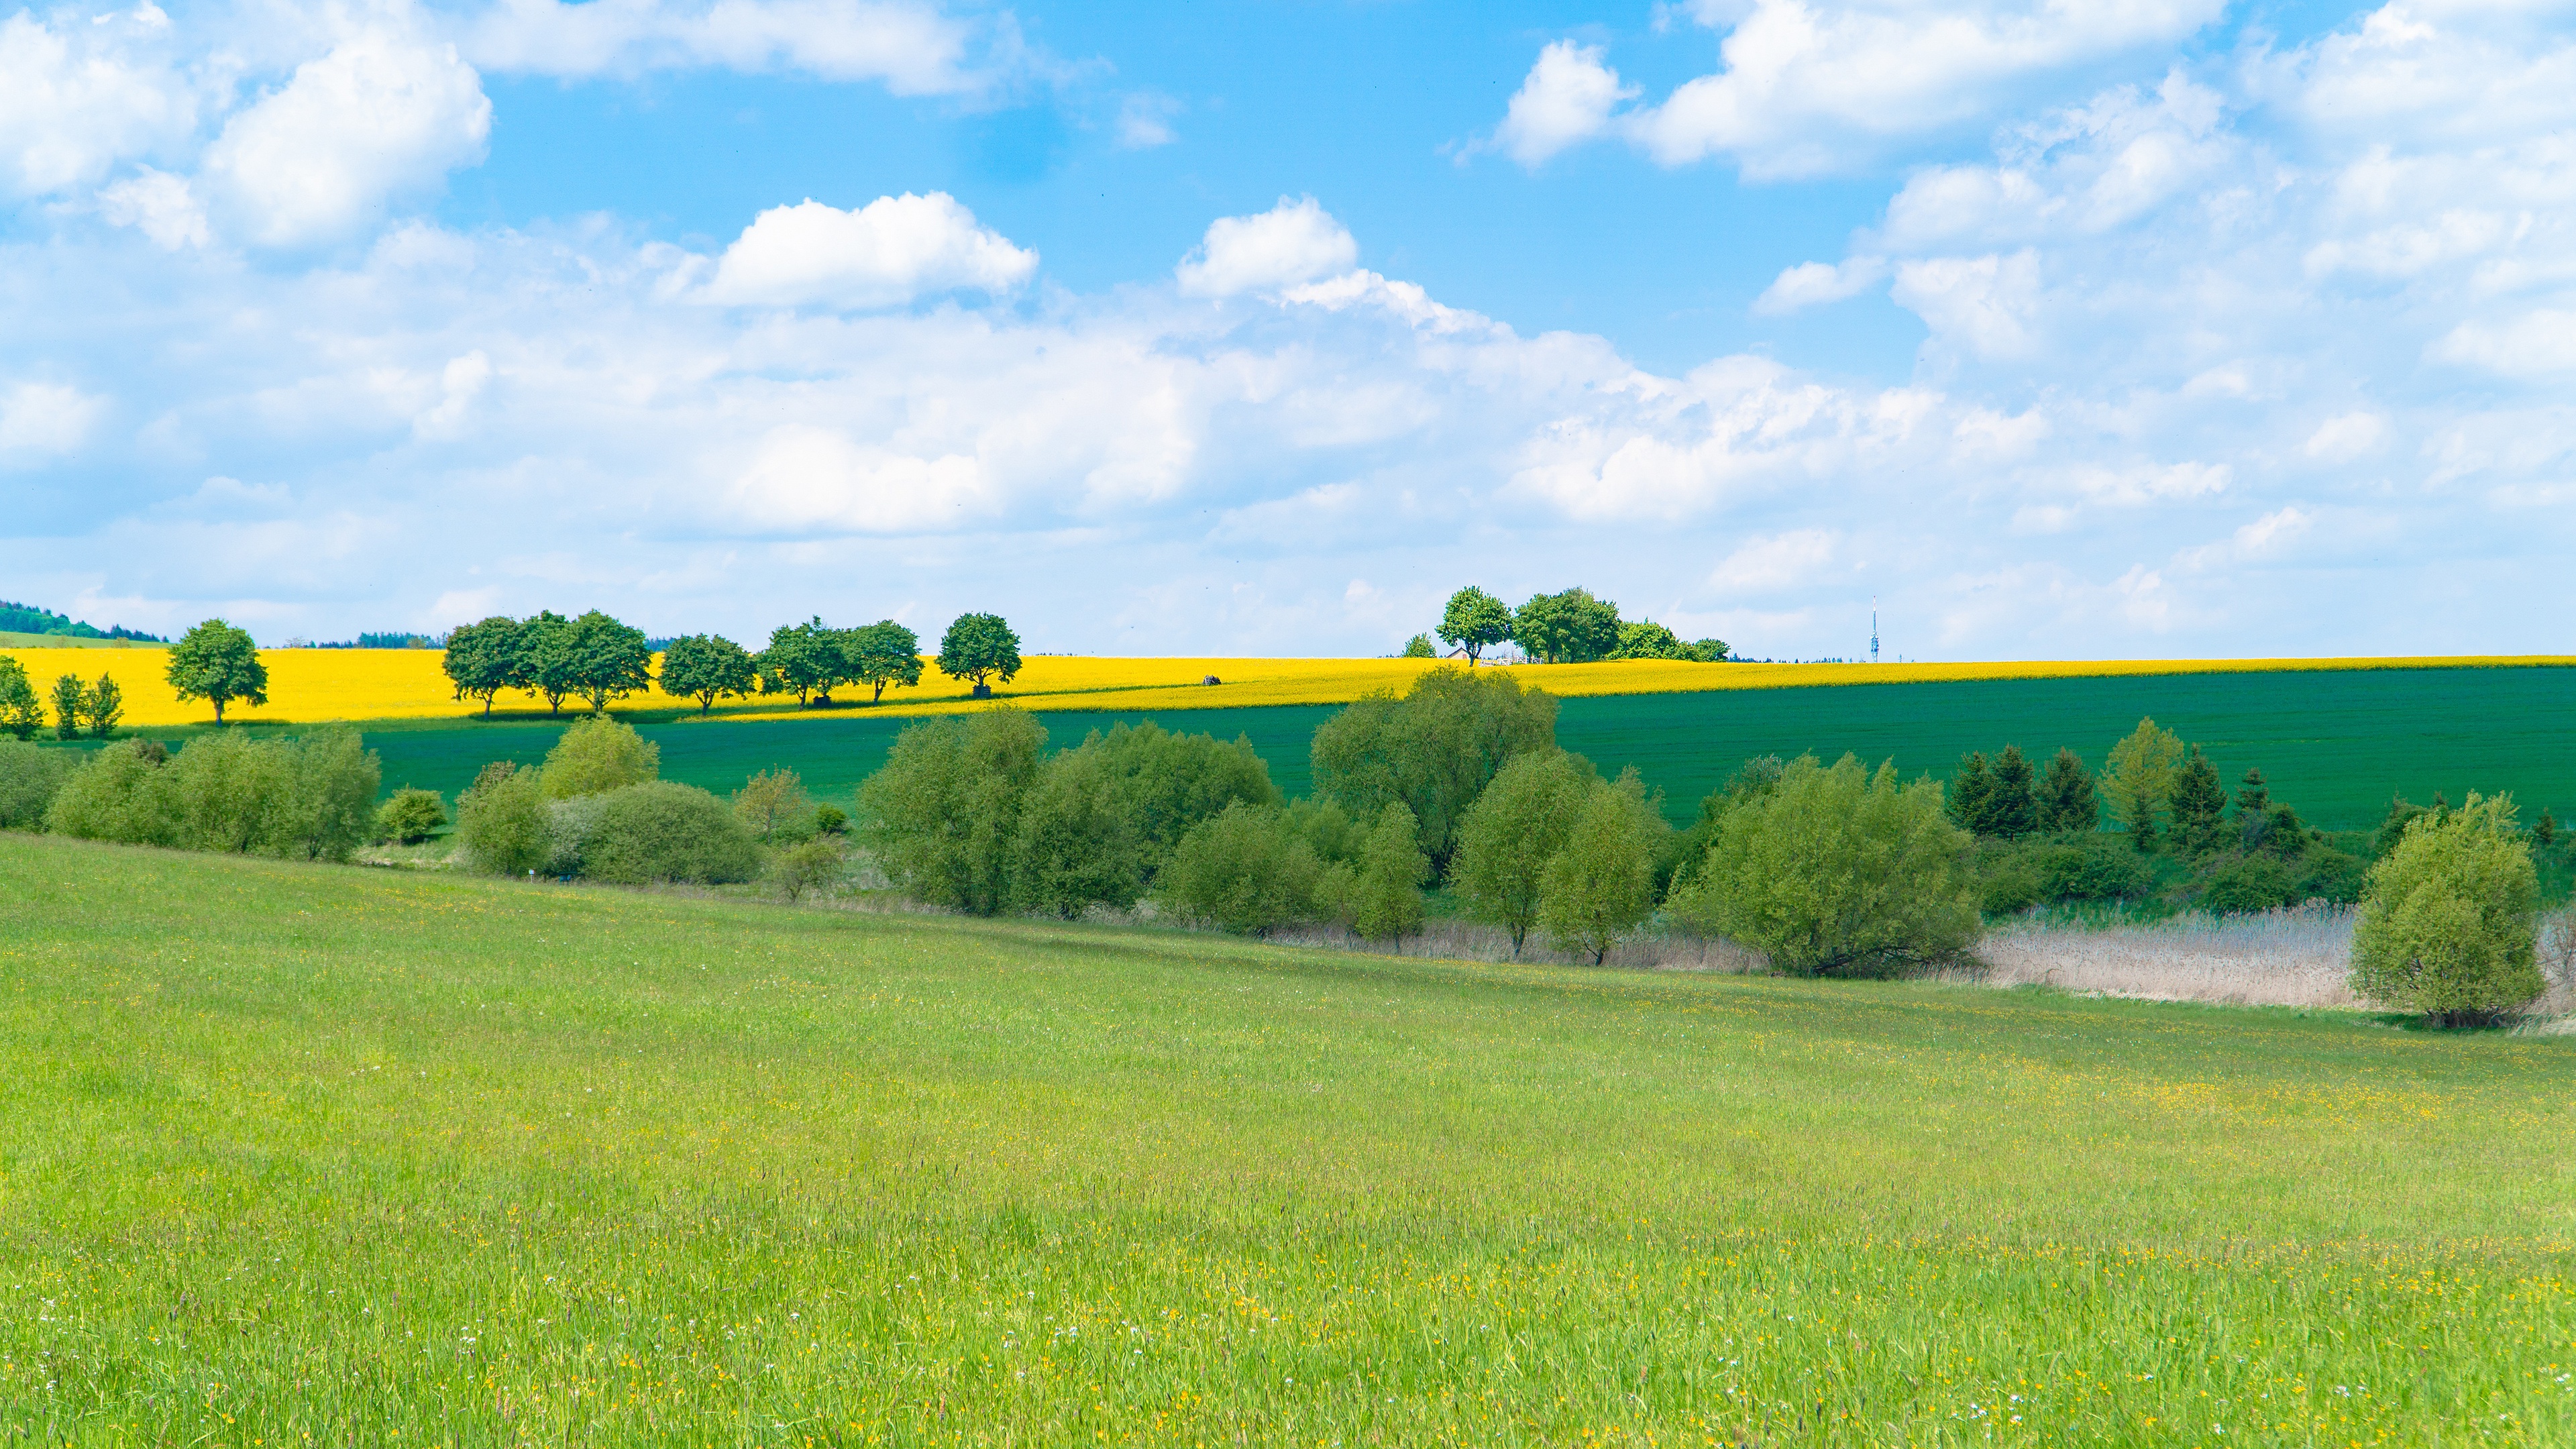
[166,619,268,724]
[2349,792,2543,1027]
[936,613,1023,697]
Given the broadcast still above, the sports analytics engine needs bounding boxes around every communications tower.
[1870,598,1880,665]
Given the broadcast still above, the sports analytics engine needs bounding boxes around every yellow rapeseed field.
[5,645,2570,727]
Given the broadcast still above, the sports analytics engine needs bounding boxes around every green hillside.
[1,834,2568,1444]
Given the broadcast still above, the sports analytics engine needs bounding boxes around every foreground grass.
[1,837,2570,1446]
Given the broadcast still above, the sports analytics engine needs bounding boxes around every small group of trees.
[442,611,656,717]
[446,610,1022,718]
[1427,586,1726,665]
[0,656,123,741]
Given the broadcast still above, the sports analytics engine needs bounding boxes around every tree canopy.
[659,634,757,714]
[1512,588,1621,663]
[1436,587,1513,662]
[1310,665,1556,871]
[166,619,268,724]
[936,613,1023,694]
[441,616,523,717]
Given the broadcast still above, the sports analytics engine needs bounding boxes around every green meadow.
[58,663,2569,829]
[2,833,2569,1445]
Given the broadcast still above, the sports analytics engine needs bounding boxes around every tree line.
[442,610,1023,717]
[1411,586,1729,664]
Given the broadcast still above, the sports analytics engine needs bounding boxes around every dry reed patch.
[1975,904,2362,1008]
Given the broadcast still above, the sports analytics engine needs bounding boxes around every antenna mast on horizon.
[1871,598,1880,665]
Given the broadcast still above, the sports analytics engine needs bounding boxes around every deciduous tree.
[0,657,40,740]
[1537,769,1668,965]
[1452,749,1595,955]
[80,673,121,738]
[1436,586,1513,662]
[1511,588,1621,663]
[441,616,523,717]
[1311,665,1556,871]
[857,708,1045,914]
[936,613,1024,696]
[50,674,85,741]
[166,619,268,724]
[659,633,756,714]
[2350,792,2543,1026]
[563,610,655,713]
[513,611,578,716]
[542,714,660,799]
[1350,801,1429,943]
[847,621,924,704]
[2102,718,2184,851]
[1673,753,1980,977]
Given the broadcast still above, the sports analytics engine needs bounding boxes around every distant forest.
[0,600,164,643]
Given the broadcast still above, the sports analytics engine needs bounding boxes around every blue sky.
[5,0,2575,659]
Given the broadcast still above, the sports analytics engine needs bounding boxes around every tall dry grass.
[1974,904,2363,1008]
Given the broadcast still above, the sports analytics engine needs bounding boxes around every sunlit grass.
[2,833,2570,1445]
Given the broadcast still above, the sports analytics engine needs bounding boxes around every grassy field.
[39,663,2558,831]
[2,834,2571,1446]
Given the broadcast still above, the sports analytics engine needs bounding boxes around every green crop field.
[2,833,2570,1445]
[32,664,2576,829]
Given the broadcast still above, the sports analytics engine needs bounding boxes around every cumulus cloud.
[1176,197,1359,298]
[702,193,1038,309]
[1709,529,1840,594]
[1890,250,2043,358]
[1504,0,2225,178]
[462,0,982,92]
[201,28,492,246]
[97,167,210,250]
[1492,40,1634,167]
[0,4,200,199]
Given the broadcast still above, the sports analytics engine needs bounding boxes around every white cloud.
[2303,411,2387,462]
[462,0,979,92]
[0,4,199,199]
[2431,311,2576,375]
[1176,197,1358,298]
[703,193,1038,309]
[1116,93,1181,149]
[1890,250,2042,358]
[1493,40,1635,167]
[1601,0,2225,177]
[727,425,996,532]
[0,382,108,462]
[97,167,210,250]
[1709,529,1840,594]
[2176,505,2312,570]
[201,28,492,247]
[1753,256,1888,314]
[2068,461,2231,506]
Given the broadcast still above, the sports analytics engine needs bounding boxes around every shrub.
[0,740,74,829]
[2037,836,2153,902]
[376,787,447,845]
[734,767,814,842]
[1401,633,1437,659]
[858,708,1045,914]
[1350,802,1429,944]
[1673,753,1979,977]
[274,729,382,861]
[814,804,848,836]
[2349,793,2542,1026]
[773,839,845,902]
[1161,802,1325,936]
[455,763,551,875]
[2200,853,2301,914]
[1311,665,1555,872]
[1980,857,2044,916]
[1610,620,1689,660]
[1536,769,1668,964]
[44,739,183,845]
[580,782,763,885]
[543,714,659,798]
[1010,747,1142,919]
[168,731,297,853]
[1452,750,1595,955]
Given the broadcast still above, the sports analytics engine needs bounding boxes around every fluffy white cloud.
[1709,529,1841,594]
[97,167,211,250]
[0,4,200,198]
[702,193,1038,309]
[1177,197,1358,298]
[461,0,981,91]
[1501,0,2225,178]
[1492,40,1634,167]
[201,28,491,246]
[1890,250,2043,358]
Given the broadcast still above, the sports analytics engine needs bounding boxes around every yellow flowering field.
[7,644,2571,727]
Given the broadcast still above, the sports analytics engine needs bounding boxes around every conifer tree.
[2235,767,2270,818]
[2167,747,2229,856]
[1947,751,1994,835]
[2037,748,2098,833]
[1985,745,2039,839]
